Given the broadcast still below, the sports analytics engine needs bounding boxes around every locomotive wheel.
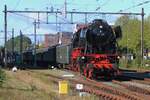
[76,64,80,72]
[77,66,80,72]
[78,64,84,74]
[88,69,93,79]
[87,64,96,79]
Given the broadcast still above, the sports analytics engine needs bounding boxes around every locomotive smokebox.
[86,19,114,46]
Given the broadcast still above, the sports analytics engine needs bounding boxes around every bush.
[0,68,6,87]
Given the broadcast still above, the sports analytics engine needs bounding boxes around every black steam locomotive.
[68,19,122,78]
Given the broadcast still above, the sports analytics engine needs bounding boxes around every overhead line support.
[6,10,144,15]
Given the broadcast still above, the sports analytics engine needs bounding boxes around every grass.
[0,88,56,100]
[0,69,99,100]
[0,68,6,87]
[0,70,58,100]
[119,58,150,71]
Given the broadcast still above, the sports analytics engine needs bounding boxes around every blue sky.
[0,0,150,45]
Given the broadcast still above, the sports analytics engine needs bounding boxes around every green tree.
[144,15,150,48]
[115,15,150,68]
[115,15,150,52]
[115,16,143,52]
[6,35,32,52]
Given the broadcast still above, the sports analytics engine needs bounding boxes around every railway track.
[112,80,150,99]
[132,79,150,85]
[79,77,142,100]
[59,70,150,100]
[144,78,150,82]
[117,73,150,86]
[29,70,145,100]
[29,70,125,100]
[112,80,150,95]
[111,72,150,98]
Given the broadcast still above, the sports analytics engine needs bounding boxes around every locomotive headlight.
[81,56,85,59]
[99,25,103,28]
[117,56,120,59]
[51,66,54,69]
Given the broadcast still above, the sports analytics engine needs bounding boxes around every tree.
[144,15,150,48]
[115,16,141,51]
[6,35,32,52]
[37,43,45,49]
[115,15,150,67]
[115,15,148,53]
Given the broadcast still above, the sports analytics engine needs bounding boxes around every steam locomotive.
[60,19,122,79]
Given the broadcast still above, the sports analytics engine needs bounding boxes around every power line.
[119,0,150,12]
[10,13,56,27]
[6,10,143,15]
[13,0,22,10]
[9,12,74,34]
[8,13,59,35]
[95,0,111,11]
[6,9,144,33]
[100,0,111,7]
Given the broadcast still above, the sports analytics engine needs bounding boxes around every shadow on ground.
[114,69,150,81]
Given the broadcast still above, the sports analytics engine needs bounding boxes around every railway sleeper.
[112,80,150,95]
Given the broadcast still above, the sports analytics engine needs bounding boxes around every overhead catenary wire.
[95,0,111,11]
[9,12,57,29]
[9,12,74,34]
[12,0,22,10]
[118,0,150,12]
[4,0,147,33]
[10,11,72,24]
[6,7,144,37]
[13,8,76,30]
